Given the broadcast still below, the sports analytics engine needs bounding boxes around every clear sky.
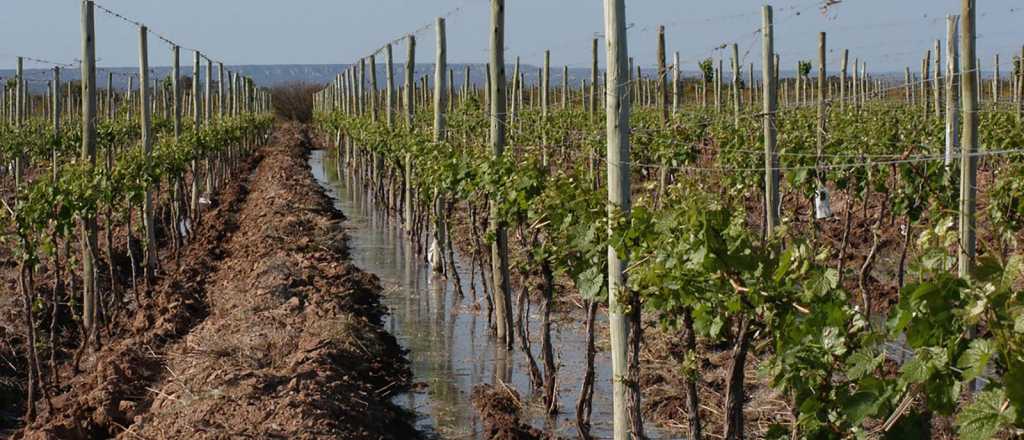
[0,0,1021,72]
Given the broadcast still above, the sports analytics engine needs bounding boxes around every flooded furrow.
[309,150,671,439]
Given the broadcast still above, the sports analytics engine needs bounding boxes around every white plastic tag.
[815,187,833,220]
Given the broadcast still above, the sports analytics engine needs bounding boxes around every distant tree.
[699,58,715,82]
[270,81,319,122]
[798,60,813,79]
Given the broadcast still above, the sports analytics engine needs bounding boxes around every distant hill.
[0,63,957,94]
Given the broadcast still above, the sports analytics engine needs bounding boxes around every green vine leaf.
[956,389,1014,440]
[957,339,995,382]
[846,348,883,380]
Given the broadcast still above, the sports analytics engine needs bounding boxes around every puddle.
[309,150,674,439]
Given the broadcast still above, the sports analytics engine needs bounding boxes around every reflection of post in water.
[354,175,364,220]
[369,185,380,221]
[403,239,414,286]
[430,274,444,359]
[346,168,355,202]
[370,190,379,228]
[433,274,445,322]
[367,186,378,231]
[349,171,357,209]
[392,222,403,268]
[432,274,446,356]
[470,308,483,436]
[493,343,513,385]
[335,140,343,179]
[426,272,456,432]
[415,248,425,323]
[386,226,397,335]
[398,235,421,426]
[445,279,456,372]
[443,274,457,432]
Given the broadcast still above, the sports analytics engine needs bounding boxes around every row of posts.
[2,58,272,128]
[312,1,986,437]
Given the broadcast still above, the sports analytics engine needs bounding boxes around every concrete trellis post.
[126,76,134,122]
[405,35,416,128]
[347,69,355,116]
[80,0,100,343]
[716,58,723,112]
[15,57,23,128]
[853,59,860,111]
[860,62,867,107]
[764,6,779,236]
[562,65,569,109]
[510,57,520,127]
[816,31,827,215]
[935,40,943,119]
[193,52,201,127]
[139,26,157,279]
[433,17,447,142]
[358,58,366,116]
[404,35,416,234]
[218,62,225,118]
[464,65,471,103]
[204,58,213,195]
[923,51,931,116]
[994,54,1001,105]
[945,15,960,167]
[191,50,201,220]
[107,72,115,120]
[448,68,455,112]
[430,17,449,274]
[370,55,379,123]
[658,27,668,123]
[905,67,912,104]
[386,44,395,128]
[173,46,181,138]
[732,43,740,126]
[959,0,978,279]
[203,59,212,123]
[749,62,755,106]
[490,0,514,350]
[673,52,680,114]
[840,50,848,110]
[231,71,238,117]
[14,57,24,187]
[542,50,550,119]
[591,38,599,119]
[51,67,60,179]
[603,0,633,437]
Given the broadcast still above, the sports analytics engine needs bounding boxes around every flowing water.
[309,150,673,439]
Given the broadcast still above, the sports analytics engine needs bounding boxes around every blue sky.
[0,0,1021,72]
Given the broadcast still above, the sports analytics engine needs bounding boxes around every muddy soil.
[18,123,419,439]
[471,384,557,440]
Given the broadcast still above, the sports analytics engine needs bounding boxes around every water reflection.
[309,150,670,439]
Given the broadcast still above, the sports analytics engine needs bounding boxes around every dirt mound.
[471,384,559,440]
[21,123,419,439]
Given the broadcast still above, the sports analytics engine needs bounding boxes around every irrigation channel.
[309,149,669,439]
